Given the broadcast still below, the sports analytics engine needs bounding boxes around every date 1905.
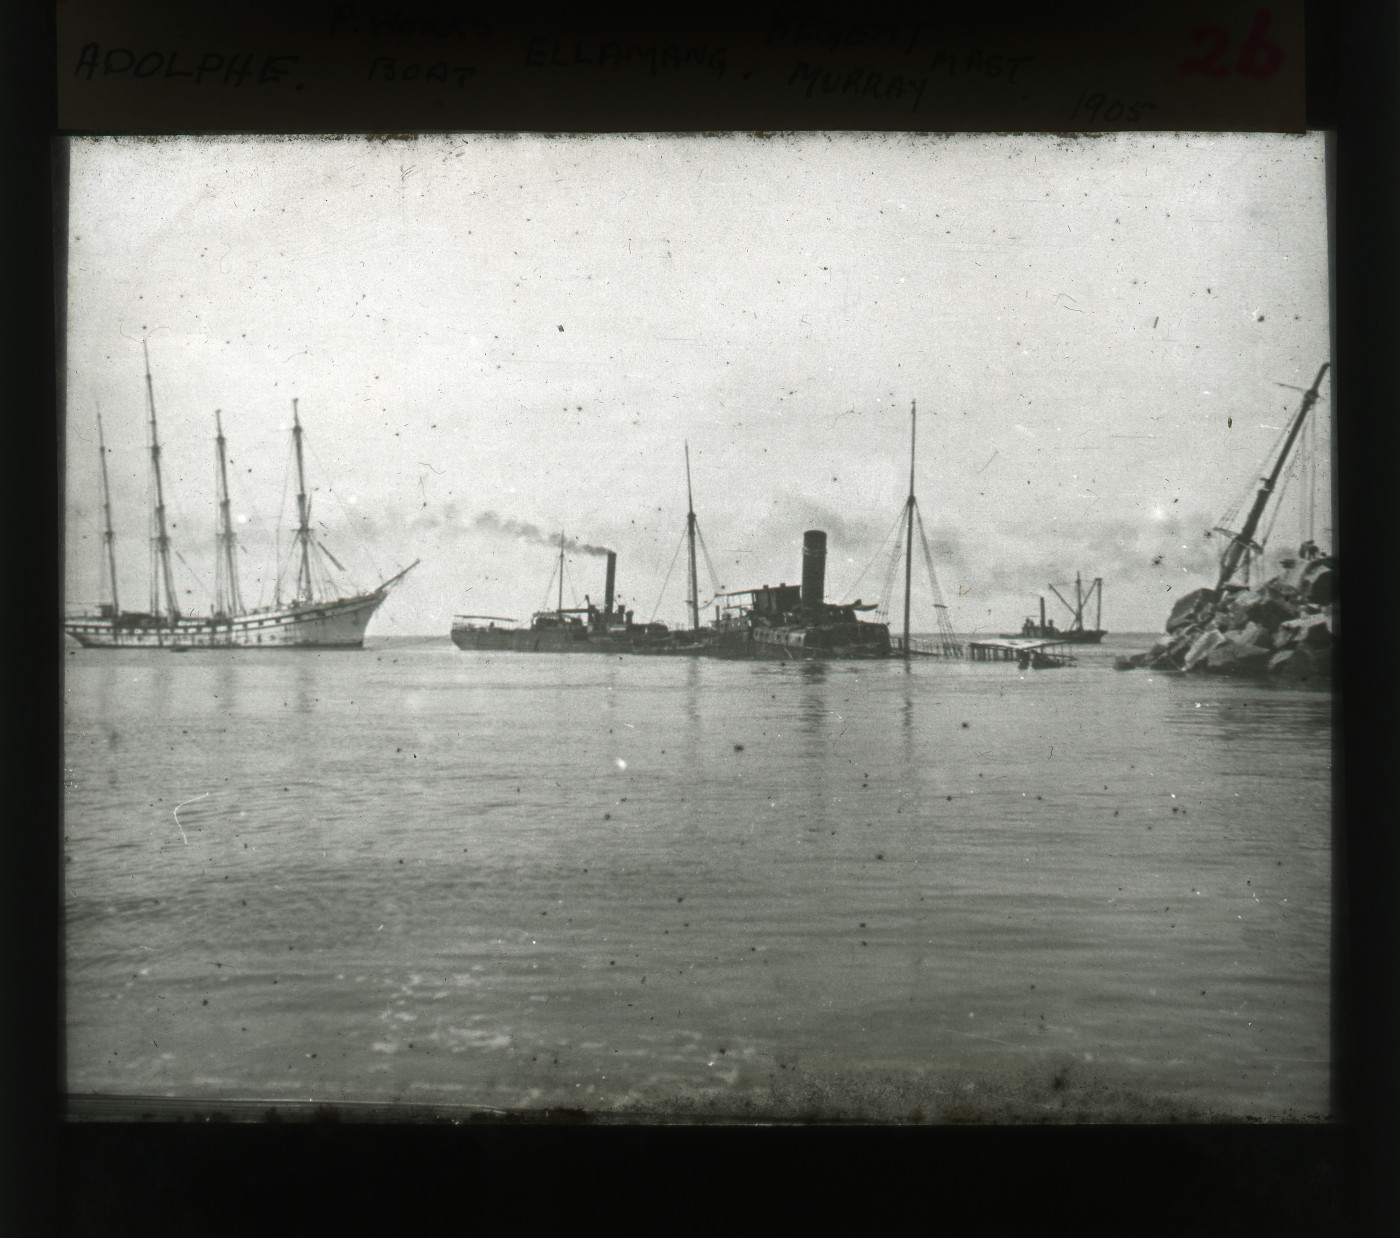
[1069,93,1156,125]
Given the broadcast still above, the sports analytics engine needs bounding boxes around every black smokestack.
[604,551,617,614]
[802,530,827,609]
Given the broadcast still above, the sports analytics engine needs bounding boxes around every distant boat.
[64,346,417,649]
[1002,574,1106,643]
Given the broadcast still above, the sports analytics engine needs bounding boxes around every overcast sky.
[63,132,1331,636]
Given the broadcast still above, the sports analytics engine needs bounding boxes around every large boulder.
[1236,621,1272,650]
[1143,631,1195,670]
[1276,611,1332,650]
[1182,629,1229,670]
[1166,587,1220,634]
[1138,637,1175,665]
[1301,559,1334,605]
[1260,576,1301,605]
[1268,646,1329,684]
[1205,640,1273,674]
[1242,593,1297,632]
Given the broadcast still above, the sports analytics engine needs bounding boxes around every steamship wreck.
[449,527,887,659]
[64,346,417,650]
[450,543,680,654]
[702,530,891,659]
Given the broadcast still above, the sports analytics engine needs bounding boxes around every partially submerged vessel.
[704,530,891,659]
[1119,362,1333,681]
[64,347,417,649]
[452,443,720,656]
[450,545,677,654]
[450,406,963,663]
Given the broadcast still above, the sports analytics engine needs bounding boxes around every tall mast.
[685,442,701,632]
[557,533,565,615]
[291,399,314,603]
[1074,572,1083,631]
[96,411,120,615]
[902,400,916,659]
[1095,578,1103,632]
[1215,361,1330,591]
[214,409,244,617]
[144,341,179,621]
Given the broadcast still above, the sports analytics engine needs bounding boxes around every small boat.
[64,345,417,650]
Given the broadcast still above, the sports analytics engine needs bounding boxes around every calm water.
[62,635,1333,1122]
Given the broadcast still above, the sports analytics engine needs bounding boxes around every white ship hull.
[64,591,387,649]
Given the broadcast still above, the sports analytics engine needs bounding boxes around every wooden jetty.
[968,637,1077,668]
[890,634,963,657]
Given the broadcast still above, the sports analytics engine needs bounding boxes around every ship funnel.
[604,551,617,614]
[802,530,827,609]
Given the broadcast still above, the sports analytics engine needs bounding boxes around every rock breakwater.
[1118,549,1333,685]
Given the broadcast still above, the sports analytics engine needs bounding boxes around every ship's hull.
[450,626,637,654]
[449,622,890,659]
[450,624,698,655]
[65,591,388,649]
[999,628,1106,644]
[703,621,892,660]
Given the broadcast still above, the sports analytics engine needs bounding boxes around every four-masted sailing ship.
[64,347,417,649]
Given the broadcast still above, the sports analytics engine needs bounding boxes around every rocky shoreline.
[1118,549,1334,685]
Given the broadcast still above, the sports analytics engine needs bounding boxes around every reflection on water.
[62,638,1332,1121]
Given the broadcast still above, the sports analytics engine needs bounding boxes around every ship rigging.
[843,400,963,658]
[1211,362,1330,591]
[65,345,417,649]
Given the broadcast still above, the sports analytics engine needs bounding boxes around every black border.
[10,2,1396,1232]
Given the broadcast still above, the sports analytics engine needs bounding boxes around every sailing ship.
[1003,574,1105,643]
[64,346,418,649]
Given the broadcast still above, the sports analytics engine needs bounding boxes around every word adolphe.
[73,46,300,86]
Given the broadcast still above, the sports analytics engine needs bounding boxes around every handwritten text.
[73,45,300,86]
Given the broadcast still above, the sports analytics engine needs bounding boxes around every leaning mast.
[144,342,179,621]
[1214,362,1330,592]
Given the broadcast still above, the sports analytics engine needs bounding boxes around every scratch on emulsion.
[172,793,209,845]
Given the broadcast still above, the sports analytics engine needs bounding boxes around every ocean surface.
[62,633,1333,1122]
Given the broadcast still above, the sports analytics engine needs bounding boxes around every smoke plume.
[474,511,613,557]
